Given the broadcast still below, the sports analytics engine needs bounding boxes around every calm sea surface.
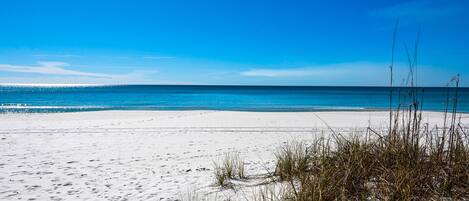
[0,85,468,113]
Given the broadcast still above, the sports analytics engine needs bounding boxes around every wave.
[0,104,371,113]
[0,104,109,110]
[0,83,120,88]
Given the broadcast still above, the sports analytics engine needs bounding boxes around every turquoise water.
[0,85,467,113]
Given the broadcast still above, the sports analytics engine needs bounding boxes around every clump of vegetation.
[213,152,246,187]
[214,163,230,187]
[274,141,313,181]
[236,154,246,179]
[276,100,469,200]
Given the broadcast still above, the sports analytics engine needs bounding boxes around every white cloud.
[0,61,165,85]
[241,62,384,77]
[0,61,110,78]
[239,61,463,86]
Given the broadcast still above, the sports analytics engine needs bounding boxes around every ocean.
[0,85,468,113]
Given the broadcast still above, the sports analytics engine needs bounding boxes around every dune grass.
[273,107,468,200]
[214,152,246,187]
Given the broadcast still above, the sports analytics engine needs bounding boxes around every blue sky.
[0,0,468,86]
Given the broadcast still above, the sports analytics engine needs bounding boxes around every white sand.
[0,111,467,200]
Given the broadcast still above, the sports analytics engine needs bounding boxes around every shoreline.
[2,110,466,130]
[2,107,468,113]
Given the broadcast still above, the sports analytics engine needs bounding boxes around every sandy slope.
[0,111,467,200]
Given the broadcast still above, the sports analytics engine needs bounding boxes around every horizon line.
[0,83,466,88]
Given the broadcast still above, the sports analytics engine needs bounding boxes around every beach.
[1,0,468,199]
[0,110,467,200]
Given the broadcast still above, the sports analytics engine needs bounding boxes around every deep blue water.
[0,85,468,113]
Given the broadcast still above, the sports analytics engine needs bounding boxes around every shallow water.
[0,85,467,113]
